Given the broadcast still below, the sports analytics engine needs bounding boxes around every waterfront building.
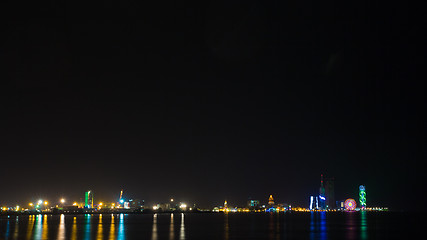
[319,175,326,210]
[84,191,93,209]
[247,199,260,209]
[268,195,274,205]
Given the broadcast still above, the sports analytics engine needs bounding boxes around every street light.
[60,199,65,204]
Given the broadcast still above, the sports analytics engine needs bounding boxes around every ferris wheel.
[344,198,357,211]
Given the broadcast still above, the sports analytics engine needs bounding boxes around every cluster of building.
[309,174,386,211]
[0,189,147,214]
[0,175,388,214]
[213,195,292,213]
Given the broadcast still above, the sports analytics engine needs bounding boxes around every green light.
[359,185,366,208]
[85,191,89,208]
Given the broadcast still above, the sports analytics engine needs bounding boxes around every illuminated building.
[336,200,345,210]
[247,199,260,209]
[268,195,274,205]
[129,199,144,209]
[359,185,366,209]
[224,200,228,209]
[319,174,326,210]
[84,191,93,209]
[309,196,315,210]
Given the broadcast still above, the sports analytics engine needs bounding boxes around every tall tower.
[359,185,366,209]
[268,195,274,205]
[85,191,93,208]
[319,174,326,209]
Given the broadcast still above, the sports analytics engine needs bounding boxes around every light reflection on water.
[224,213,229,240]
[83,214,91,240]
[58,214,65,240]
[360,211,368,240]
[26,215,34,240]
[180,213,185,240]
[71,217,77,240]
[117,214,125,240]
[310,212,327,240]
[345,212,357,240]
[13,216,19,239]
[33,215,42,239]
[96,214,103,240]
[151,213,158,240]
[109,214,115,240]
[169,213,174,240]
[1,212,412,240]
[5,218,10,239]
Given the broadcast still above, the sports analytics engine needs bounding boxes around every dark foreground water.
[0,212,425,239]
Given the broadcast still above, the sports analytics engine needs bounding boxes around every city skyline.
[2,1,424,212]
[1,175,372,210]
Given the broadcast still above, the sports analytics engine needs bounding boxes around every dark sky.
[1,1,425,210]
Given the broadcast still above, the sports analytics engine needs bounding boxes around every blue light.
[266,207,276,212]
[319,195,326,201]
[119,199,124,203]
[310,196,314,210]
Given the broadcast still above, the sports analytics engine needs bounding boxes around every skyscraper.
[319,175,326,209]
[84,191,93,209]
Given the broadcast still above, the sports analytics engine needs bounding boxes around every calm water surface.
[0,212,424,239]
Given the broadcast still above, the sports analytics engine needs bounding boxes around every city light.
[344,199,357,211]
[359,185,366,209]
[0,179,386,214]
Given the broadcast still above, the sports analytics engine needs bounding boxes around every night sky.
[1,1,425,210]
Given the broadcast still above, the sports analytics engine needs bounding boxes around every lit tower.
[118,189,124,207]
[319,174,326,210]
[85,191,93,208]
[268,195,274,205]
[224,200,228,209]
[359,185,366,210]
